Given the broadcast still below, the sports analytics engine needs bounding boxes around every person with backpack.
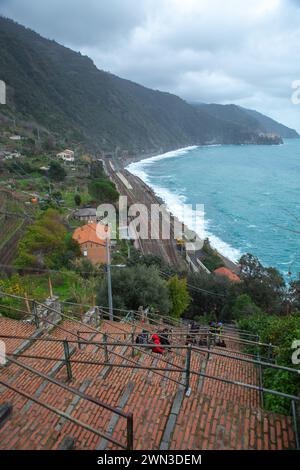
[135,330,149,346]
[158,328,172,351]
[190,321,200,345]
[208,320,216,346]
[151,334,165,354]
[216,322,226,347]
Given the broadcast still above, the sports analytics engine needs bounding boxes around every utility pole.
[105,225,113,321]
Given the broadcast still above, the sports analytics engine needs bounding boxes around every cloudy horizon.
[1,0,300,131]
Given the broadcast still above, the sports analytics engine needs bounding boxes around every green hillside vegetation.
[88,178,118,204]
[16,208,80,269]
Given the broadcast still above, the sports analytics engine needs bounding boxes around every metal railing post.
[255,334,264,407]
[126,413,134,450]
[255,334,259,354]
[207,333,211,360]
[268,343,273,362]
[63,339,72,381]
[291,400,300,450]
[131,326,136,358]
[185,344,192,395]
[103,333,109,362]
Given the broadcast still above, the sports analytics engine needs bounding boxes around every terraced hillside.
[0,190,33,268]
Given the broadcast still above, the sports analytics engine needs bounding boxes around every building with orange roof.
[214,267,241,283]
[72,222,109,265]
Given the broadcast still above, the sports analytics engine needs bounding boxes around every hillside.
[195,103,299,139]
[0,17,298,154]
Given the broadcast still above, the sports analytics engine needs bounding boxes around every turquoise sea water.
[127,140,300,280]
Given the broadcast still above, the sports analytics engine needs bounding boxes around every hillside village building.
[214,267,241,283]
[57,149,75,162]
[72,222,109,265]
[73,208,98,223]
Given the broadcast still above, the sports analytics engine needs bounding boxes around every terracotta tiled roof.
[0,317,295,450]
[214,267,241,282]
[72,223,109,246]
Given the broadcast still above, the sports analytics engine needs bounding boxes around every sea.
[127,139,300,281]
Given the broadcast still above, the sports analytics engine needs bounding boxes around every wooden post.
[48,277,53,298]
[24,292,31,316]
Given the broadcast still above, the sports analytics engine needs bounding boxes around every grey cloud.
[0,0,147,47]
[1,0,300,131]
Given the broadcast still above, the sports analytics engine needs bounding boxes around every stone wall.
[35,296,62,331]
[82,307,101,328]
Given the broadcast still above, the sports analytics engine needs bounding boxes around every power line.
[159,270,227,297]
[0,262,227,299]
[0,263,104,278]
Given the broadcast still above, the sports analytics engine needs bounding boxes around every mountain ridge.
[0,16,298,155]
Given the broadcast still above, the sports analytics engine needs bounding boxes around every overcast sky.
[1,0,300,131]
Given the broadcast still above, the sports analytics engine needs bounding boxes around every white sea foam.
[126,146,198,180]
[126,146,242,262]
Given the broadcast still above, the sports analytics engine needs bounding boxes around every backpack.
[136,333,148,345]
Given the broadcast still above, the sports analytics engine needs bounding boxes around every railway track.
[104,162,184,268]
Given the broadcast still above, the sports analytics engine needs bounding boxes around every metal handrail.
[61,299,185,328]
[42,300,187,371]
[1,294,298,388]
[8,347,299,402]
[0,292,186,382]
[291,400,300,449]
[3,334,297,375]
[2,354,133,450]
[8,353,186,374]
[2,292,300,448]
[0,295,185,385]
[35,300,184,385]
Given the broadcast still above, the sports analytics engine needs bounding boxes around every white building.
[57,149,75,162]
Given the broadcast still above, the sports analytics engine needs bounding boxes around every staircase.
[0,313,297,450]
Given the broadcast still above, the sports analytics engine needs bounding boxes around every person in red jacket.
[151,334,165,354]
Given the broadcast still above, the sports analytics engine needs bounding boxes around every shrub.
[168,276,190,318]
[88,178,118,204]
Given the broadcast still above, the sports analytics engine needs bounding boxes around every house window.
[83,249,88,257]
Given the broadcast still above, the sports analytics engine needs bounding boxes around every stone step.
[168,393,296,450]
[0,317,297,450]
